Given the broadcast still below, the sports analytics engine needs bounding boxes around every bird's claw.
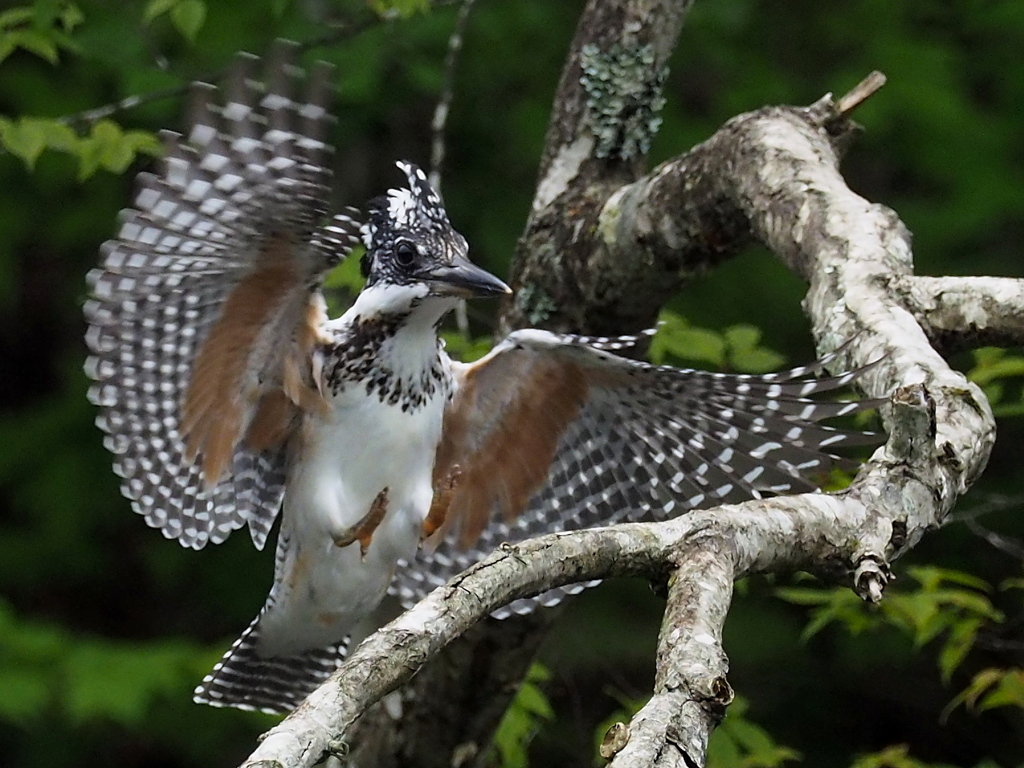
[422,464,463,541]
[333,487,389,557]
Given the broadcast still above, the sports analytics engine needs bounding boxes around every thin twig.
[429,0,477,339]
[964,519,1024,562]
[57,85,191,127]
[429,0,476,189]
[952,492,1024,523]
[834,70,887,116]
[55,16,381,129]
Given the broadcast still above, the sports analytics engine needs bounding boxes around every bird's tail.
[194,613,348,714]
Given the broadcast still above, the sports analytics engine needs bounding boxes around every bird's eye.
[395,242,417,268]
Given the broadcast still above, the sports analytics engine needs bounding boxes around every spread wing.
[84,43,361,550]
[392,329,881,614]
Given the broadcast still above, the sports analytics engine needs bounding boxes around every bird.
[83,43,880,714]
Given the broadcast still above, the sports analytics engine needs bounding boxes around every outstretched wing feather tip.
[84,53,357,549]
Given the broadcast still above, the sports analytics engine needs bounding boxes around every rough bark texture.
[500,0,694,335]
[235,1,1024,766]
[894,275,1024,353]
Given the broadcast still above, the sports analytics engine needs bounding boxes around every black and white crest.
[360,161,468,284]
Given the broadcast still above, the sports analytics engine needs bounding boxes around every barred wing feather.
[84,44,361,550]
[392,329,880,615]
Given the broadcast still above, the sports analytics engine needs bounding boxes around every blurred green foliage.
[707,695,801,768]
[493,663,555,768]
[969,347,1024,417]
[848,744,999,768]
[1,1,1023,767]
[776,567,1012,684]
[650,311,786,373]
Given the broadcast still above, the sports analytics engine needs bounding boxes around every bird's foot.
[333,487,389,557]
[422,464,463,541]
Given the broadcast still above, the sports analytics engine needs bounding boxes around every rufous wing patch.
[181,233,328,486]
[434,354,591,550]
[244,390,298,454]
[281,295,331,415]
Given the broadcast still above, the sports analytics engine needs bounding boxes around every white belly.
[257,384,446,655]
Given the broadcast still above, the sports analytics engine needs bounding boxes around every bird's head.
[359,162,509,313]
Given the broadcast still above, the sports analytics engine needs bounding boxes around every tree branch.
[894,275,1024,351]
[603,538,735,767]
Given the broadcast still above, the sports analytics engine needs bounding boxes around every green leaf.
[441,332,494,363]
[492,663,553,768]
[730,347,786,374]
[1000,576,1024,592]
[170,0,204,41]
[943,668,1013,719]
[0,116,48,168]
[848,744,961,768]
[968,354,1024,386]
[884,594,940,645]
[0,666,51,723]
[992,401,1024,417]
[649,310,688,365]
[0,29,56,63]
[773,587,840,606]
[721,324,785,372]
[707,695,800,768]
[657,327,727,367]
[977,668,1024,711]
[76,132,105,179]
[123,129,163,158]
[369,0,430,19]
[723,324,761,352]
[73,121,158,179]
[59,3,84,31]
[0,7,33,29]
[143,0,179,24]
[981,381,1004,407]
[39,118,78,152]
[775,585,882,641]
[324,247,367,293]
[937,617,980,682]
[907,566,990,593]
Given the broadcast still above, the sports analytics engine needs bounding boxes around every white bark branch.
[895,275,1024,350]
[604,538,735,767]
[587,86,1007,765]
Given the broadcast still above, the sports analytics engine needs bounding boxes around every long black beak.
[427,256,511,299]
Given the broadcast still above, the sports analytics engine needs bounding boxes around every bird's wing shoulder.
[394,329,880,613]
[84,44,361,550]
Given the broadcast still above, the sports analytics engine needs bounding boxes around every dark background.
[1,1,1022,766]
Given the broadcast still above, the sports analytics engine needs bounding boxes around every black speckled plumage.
[324,313,451,410]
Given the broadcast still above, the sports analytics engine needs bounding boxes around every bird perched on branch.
[84,43,879,714]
